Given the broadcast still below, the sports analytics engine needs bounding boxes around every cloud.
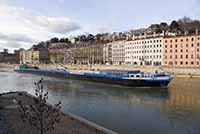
[0,5,81,35]
[0,32,38,43]
[0,4,81,50]
[0,41,22,49]
[47,17,81,34]
[0,40,34,52]
[0,41,33,52]
[0,32,38,50]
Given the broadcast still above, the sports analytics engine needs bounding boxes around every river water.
[0,69,200,134]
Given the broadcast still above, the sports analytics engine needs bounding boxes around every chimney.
[144,32,147,39]
[165,31,169,36]
[132,35,135,40]
[184,31,188,36]
[196,29,199,35]
[162,30,165,36]
[139,33,142,39]
[153,32,156,38]
[126,36,129,41]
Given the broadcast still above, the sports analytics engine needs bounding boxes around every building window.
[180,55,183,59]
[191,38,194,41]
[175,44,177,48]
[170,40,172,43]
[186,44,188,47]
[191,61,194,65]
[186,38,188,41]
[169,61,173,65]
[175,55,177,59]
[180,61,183,65]
[186,61,188,65]
[186,55,188,59]
[191,44,194,47]
[181,39,183,42]
[170,45,172,48]
[165,40,167,43]
[175,39,178,42]
[165,45,167,48]
[181,49,183,52]
[191,55,194,59]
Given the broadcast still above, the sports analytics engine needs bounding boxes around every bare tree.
[18,78,61,134]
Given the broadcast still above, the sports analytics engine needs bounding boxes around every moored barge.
[14,65,173,87]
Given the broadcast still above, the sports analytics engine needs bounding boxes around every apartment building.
[19,48,26,64]
[112,41,126,65]
[162,34,200,67]
[64,47,75,64]
[125,37,163,66]
[103,43,112,64]
[64,42,104,65]
[24,49,32,64]
[48,43,69,63]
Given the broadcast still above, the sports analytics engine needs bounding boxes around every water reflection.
[0,69,200,134]
[44,79,169,134]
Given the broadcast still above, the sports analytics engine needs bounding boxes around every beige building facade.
[103,43,112,64]
[64,42,104,65]
[24,49,32,64]
[111,41,126,65]
[48,43,69,63]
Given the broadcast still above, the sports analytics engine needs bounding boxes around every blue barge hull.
[15,68,172,87]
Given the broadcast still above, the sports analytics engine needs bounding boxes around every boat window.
[136,75,140,77]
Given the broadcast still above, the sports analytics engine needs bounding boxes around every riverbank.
[0,63,17,69]
[0,92,116,134]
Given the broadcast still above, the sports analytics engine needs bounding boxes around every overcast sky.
[0,0,199,51]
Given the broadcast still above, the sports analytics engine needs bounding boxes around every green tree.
[50,38,59,43]
[59,38,66,43]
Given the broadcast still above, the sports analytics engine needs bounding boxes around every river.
[0,68,200,134]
